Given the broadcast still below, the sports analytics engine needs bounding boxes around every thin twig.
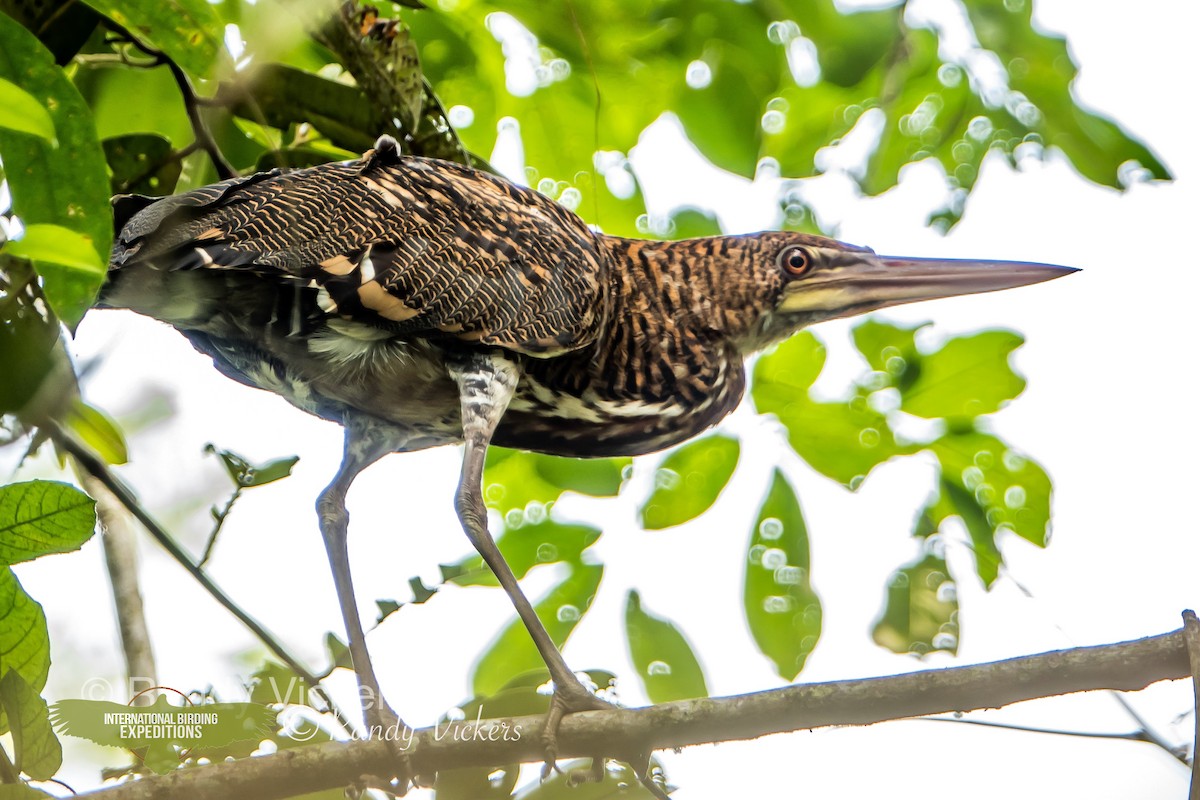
[100,20,237,180]
[52,427,356,737]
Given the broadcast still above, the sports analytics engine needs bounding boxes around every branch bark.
[74,625,1191,800]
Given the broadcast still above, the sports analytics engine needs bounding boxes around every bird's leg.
[317,421,411,791]
[448,354,612,767]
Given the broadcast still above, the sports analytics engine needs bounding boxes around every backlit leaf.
[624,591,708,703]
[0,481,96,567]
[639,435,739,530]
[744,471,821,680]
[872,552,959,657]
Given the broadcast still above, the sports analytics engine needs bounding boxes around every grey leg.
[448,353,611,766]
[317,418,411,793]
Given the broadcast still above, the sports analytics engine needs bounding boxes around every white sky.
[9,0,1200,796]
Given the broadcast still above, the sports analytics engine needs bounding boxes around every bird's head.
[728,231,1077,352]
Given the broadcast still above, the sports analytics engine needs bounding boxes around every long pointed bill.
[778,255,1078,319]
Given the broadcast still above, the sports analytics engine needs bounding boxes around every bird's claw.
[352,705,415,798]
[539,682,616,780]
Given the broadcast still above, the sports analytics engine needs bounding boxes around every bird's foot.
[352,704,415,798]
[540,678,616,779]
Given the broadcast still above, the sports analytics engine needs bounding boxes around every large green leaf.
[78,0,223,78]
[0,481,96,567]
[0,568,50,696]
[471,564,603,696]
[638,434,739,530]
[743,471,821,680]
[752,332,911,487]
[872,552,959,657]
[0,13,112,326]
[0,669,61,780]
[900,330,1026,420]
[624,591,707,703]
[0,76,54,141]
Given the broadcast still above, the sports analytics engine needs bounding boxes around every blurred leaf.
[64,398,128,465]
[667,207,721,239]
[964,0,1171,188]
[533,455,630,498]
[0,669,61,780]
[930,430,1052,584]
[743,471,821,680]
[248,662,312,708]
[483,449,566,514]
[79,0,223,78]
[472,564,602,697]
[0,278,59,415]
[444,519,600,587]
[0,568,50,696]
[4,224,105,276]
[624,591,707,703]
[0,77,55,141]
[850,318,925,393]
[435,763,518,800]
[0,481,97,567]
[376,576,439,624]
[103,134,183,196]
[639,434,739,530]
[323,632,352,672]
[515,758,666,799]
[872,552,958,657]
[0,14,111,326]
[901,330,1025,419]
[752,333,911,487]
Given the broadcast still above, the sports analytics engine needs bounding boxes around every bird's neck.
[599,236,766,345]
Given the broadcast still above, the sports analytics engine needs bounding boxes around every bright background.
[8,0,1199,796]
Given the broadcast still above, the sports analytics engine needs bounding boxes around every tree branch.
[1181,610,1200,799]
[73,625,1192,800]
[311,0,481,168]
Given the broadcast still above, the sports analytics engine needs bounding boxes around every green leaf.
[471,564,602,697]
[204,445,298,487]
[0,278,59,415]
[0,77,55,141]
[435,762,518,800]
[752,333,911,487]
[444,519,600,587]
[850,318,925,393]
[930,430,1052,581]
[65,399,128,465]
[0,13,112,326]
[4,224,105,275]
[515,758,665,799]
[0,669,61,780]
[103,134,183,196]
[872,552,958,657]
[964,0,1171,188]
[78,0,223,78]
[0,568,50,696]
[638,435,739,530]
[532,455,631,498]
[482,449,566,515]
[900,330,1026,420]
[0,481,97,567]
[624,591,707,703]
[743,471,821,680]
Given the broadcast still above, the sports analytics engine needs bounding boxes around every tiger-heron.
[102,134,1075,774]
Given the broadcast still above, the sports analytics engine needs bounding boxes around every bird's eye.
[777,246,812,276]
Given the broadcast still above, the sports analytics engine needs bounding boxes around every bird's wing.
[111,138,607,357]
